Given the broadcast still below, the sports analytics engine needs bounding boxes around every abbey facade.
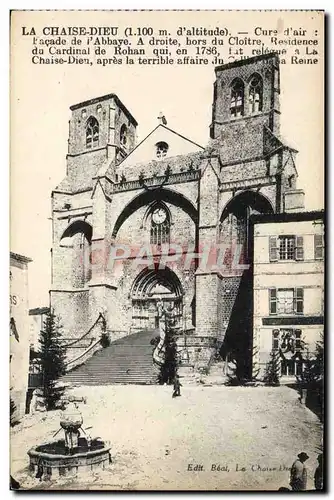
[50,53,303,370]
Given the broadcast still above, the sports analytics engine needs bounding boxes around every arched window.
[230,79,244,117]
[249,74,263,114]
[150,205,170,245]
[120,124,127,148]
[86,117,99,148]
[156,141,169,159]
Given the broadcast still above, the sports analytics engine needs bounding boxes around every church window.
[120,124,128,147]
[86,117,99,149]
[249,74,263,113]
[150,205,170,245]
[230,79,244,117]
[156,141,169,159]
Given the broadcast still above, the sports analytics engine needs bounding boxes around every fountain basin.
[28,438,111,479]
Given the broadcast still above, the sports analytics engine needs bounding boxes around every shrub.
[263,351,280,386]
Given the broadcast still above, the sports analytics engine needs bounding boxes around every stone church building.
[51,53,304,379]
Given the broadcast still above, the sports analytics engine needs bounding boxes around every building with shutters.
[49,53,324,380]
[10,252,32,419]
[251,211,324,379]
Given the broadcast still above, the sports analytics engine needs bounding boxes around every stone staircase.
[62,329,159,386]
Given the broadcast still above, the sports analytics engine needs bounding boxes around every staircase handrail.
[65,338,102,371]
[62,313,106,348]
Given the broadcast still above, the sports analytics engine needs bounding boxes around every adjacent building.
[251,211,324,380]
[10,252,32,418]
[29,306,50,351]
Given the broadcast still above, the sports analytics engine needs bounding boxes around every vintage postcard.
[10,10,324,491]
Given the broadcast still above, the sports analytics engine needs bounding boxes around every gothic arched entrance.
[131,267,183,331]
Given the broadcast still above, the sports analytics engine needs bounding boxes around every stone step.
[63,329,159,386]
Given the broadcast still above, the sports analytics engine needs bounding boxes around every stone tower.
[50,94,137,339]
[194,53,300,371]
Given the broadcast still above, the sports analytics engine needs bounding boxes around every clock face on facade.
[152,207,167,225]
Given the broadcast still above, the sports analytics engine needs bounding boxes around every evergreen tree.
[226,344,260,386]
[295,339,324,421]
[314,332,324,380]
[263,350,280,386]
[158,313,179,384]
[296,349,323,389]
[38,310,66,410]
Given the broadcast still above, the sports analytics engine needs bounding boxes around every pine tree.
[158,313,179,384]
[263,350,280,386]
[226,344,260,386]
[314,332,324,380]
[296,350,323,390]
[38,310,66,410]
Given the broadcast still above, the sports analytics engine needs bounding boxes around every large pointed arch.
[130,266,184,331]
[112,188,198,238]
[220,190,274,223]
[219,190,274,258]
[60,220,93,288]
[131,266,184,299]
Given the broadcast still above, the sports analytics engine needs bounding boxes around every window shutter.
[295,236,304,260]
[295,288,304,314]
[269,288,277,314]
[269,236,278,262]
[314,234,324,260]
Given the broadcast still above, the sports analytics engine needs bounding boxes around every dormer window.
[120,124,128,148]
[230,79,244,117]
[86,116,99,149]
[156,141,169,159]
[249,74,263,113]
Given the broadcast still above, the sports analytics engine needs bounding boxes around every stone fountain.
[28,402,111,480]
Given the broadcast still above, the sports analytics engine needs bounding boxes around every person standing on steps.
[290,452,309,491]
[172,374,182,398]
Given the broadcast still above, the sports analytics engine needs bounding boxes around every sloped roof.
[117,123,204,167]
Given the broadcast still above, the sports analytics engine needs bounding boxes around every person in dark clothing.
[290,452,309,491]
[314,454,323,490]
[172,375,182,398]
